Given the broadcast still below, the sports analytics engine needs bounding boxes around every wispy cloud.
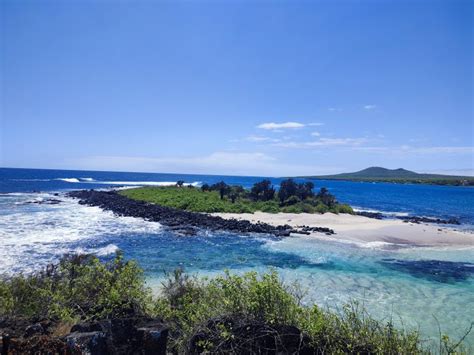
[274,137,368,148]
[363,104,377,110]
[257,122,305,130]
[245,135,280,143]
[308,122,324,126]
[311,131,321,137]
[328,107,342,112]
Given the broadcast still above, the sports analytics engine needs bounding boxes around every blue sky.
[1,0,473,176]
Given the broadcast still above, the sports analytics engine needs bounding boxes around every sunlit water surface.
[1,168,473,347]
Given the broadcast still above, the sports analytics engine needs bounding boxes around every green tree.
[278,179,298,203]
[317,187,336,207]
[250,179,275,201]
[211,181,231,200]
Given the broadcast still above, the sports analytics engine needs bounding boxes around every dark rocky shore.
[355,211,460,225]
[67,190,335,236]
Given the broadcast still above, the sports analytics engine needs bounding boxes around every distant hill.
[302,167,474,186]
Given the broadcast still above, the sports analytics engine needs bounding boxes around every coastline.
[212,211,474,248]
[67,189,474,248]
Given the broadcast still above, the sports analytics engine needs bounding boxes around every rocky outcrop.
[355,211,384,219]
[397,216,460,225]
[0,317,168,354]
[67,190,335,236]
[188,316,313,354]
[356,211,461,225]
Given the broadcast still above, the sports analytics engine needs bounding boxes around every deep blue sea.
[1,167,473,347]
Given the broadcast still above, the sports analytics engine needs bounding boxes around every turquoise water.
[0,168,473,347]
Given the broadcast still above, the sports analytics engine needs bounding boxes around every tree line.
[198,179,338,208]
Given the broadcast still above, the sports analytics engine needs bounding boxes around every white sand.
[211,212,474,247]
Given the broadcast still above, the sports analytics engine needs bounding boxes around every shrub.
[0,252,151,322]
[335,203,354,214]
[317,187,336,208]
[283,195,301,206]
[1,256,469,354]
[315,203,329,214]
[151,269,446,354]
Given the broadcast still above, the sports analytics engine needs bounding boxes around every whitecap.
[0,193,162,275]
[56,178,81,183]
[93,180,202,187]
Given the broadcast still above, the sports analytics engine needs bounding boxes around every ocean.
[1,167,473,346]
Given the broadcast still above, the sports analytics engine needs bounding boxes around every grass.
[119,186,354,214]
[0,253,471,354]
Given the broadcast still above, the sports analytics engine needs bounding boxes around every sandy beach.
[212,212,474,247]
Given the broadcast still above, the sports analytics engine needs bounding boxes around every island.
[300,166,474,186]
[119,178,353,214]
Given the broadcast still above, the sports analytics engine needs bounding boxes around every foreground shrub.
[0,252,151,322]
[1,257,470,354]
[152,269,470,354]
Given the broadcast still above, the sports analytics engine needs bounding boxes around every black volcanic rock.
[397,216,460,225]
[355,211,384,219]
[67,190,335,236]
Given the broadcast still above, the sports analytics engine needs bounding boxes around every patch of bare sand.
[211,212,474,247]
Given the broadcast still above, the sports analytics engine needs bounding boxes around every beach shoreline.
[212,211,474,248]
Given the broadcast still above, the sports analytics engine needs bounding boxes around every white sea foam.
[47,178,202,187]
[0,192,163,275]
[97,181,202,187]
[95,243,120,256]
[56,178,81,183]
[353,206,410,217]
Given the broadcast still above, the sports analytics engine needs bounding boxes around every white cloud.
[328,108,342,112]
[363,105,377,110]
[274,137,368,149]
[245,135,280,143]
[311,131,321,137]
[308,122,324,126]
[257,122,305,130]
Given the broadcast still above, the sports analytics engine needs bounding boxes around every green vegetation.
[302,167,474,186]
[1,254,471,354]
[120,179,354,214]
[0,253,151,322]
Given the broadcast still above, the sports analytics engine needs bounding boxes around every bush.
[0,252,151,322]
[1,256,469,354]
[315,203,329,214]
[334,203,354,214]
[283,195,301,206]
[152,269,443,354]
[120,185,356,215]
